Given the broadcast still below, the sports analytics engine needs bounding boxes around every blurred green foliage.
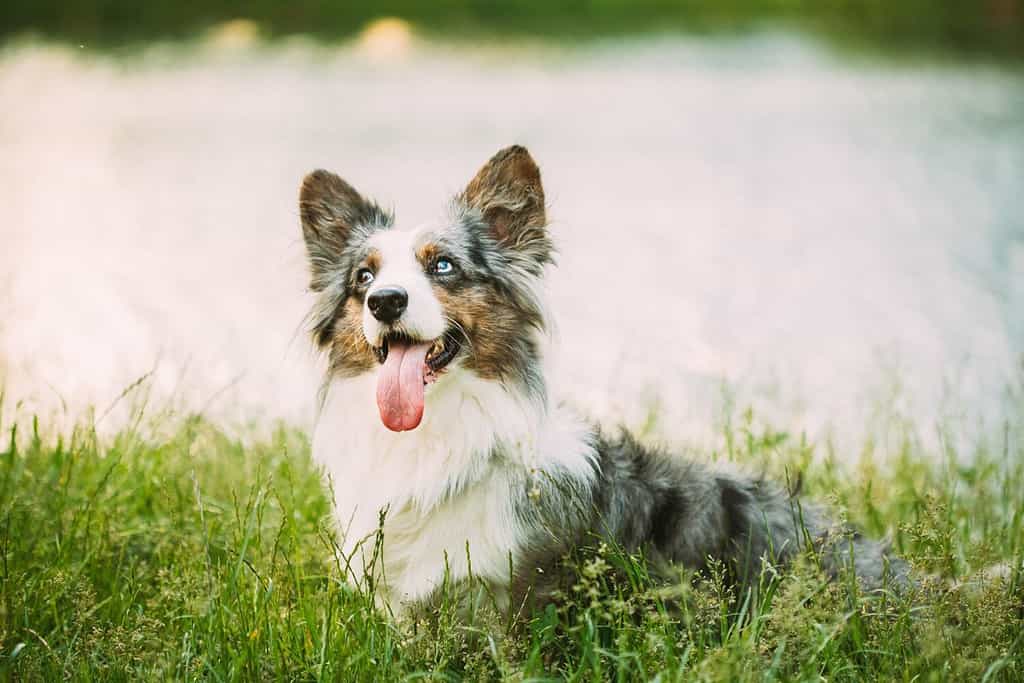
[1,0,1022,58]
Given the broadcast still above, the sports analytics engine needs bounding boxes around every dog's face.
[300,146,553,432]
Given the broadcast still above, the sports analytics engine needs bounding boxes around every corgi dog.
[299,145,909,614]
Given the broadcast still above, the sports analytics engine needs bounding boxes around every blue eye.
[356,268,375,286]
[434,259,454,275]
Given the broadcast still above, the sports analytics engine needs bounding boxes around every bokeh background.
[1,2,1022,451]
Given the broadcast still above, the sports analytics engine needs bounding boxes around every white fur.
[362,225,447,344]
[314,365,596,609]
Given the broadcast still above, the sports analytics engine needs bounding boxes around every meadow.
[2,0,1021,679]
[1,392,1021,681]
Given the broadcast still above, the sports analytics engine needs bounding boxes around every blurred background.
[1,2,1022,452]
[3,1,1024,58]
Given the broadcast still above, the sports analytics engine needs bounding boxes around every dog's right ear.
[299,170,382,291]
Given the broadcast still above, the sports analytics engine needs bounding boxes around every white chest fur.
[312,368,595,608]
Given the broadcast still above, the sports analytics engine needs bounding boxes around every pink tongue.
[375,341,431,432]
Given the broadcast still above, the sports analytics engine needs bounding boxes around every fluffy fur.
[299,146,910,614]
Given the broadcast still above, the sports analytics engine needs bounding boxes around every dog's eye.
[356,268,375,286]
[434,259,455,275]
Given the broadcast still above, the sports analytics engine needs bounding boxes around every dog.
[299,145,910,615]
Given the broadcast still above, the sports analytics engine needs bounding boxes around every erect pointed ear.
[458,145,550,258]
[299,169,386,291]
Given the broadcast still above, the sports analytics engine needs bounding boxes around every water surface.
[2,34,1022,450]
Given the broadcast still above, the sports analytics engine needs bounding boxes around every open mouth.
[374,330,462,376]
[373,329,463,432]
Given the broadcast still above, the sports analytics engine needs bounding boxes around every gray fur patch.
[509,430,912,607]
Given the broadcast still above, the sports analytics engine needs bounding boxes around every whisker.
[444,316,474,353]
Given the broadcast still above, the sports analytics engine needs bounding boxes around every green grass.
[1,397,1022,681]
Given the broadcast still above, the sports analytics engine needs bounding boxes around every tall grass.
[0,398,1021,680]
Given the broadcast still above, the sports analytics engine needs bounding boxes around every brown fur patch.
[361,249,382,275]
[432,280,540,382]
[327,296,376,377]
[415,242,441,268]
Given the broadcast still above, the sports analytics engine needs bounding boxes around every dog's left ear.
[459,145,550,262]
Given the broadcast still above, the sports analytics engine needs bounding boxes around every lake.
[2,29,1022,452]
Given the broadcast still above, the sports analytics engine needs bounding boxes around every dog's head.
[300,146,552,432]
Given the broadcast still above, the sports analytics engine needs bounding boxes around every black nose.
[367,286,408,323]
